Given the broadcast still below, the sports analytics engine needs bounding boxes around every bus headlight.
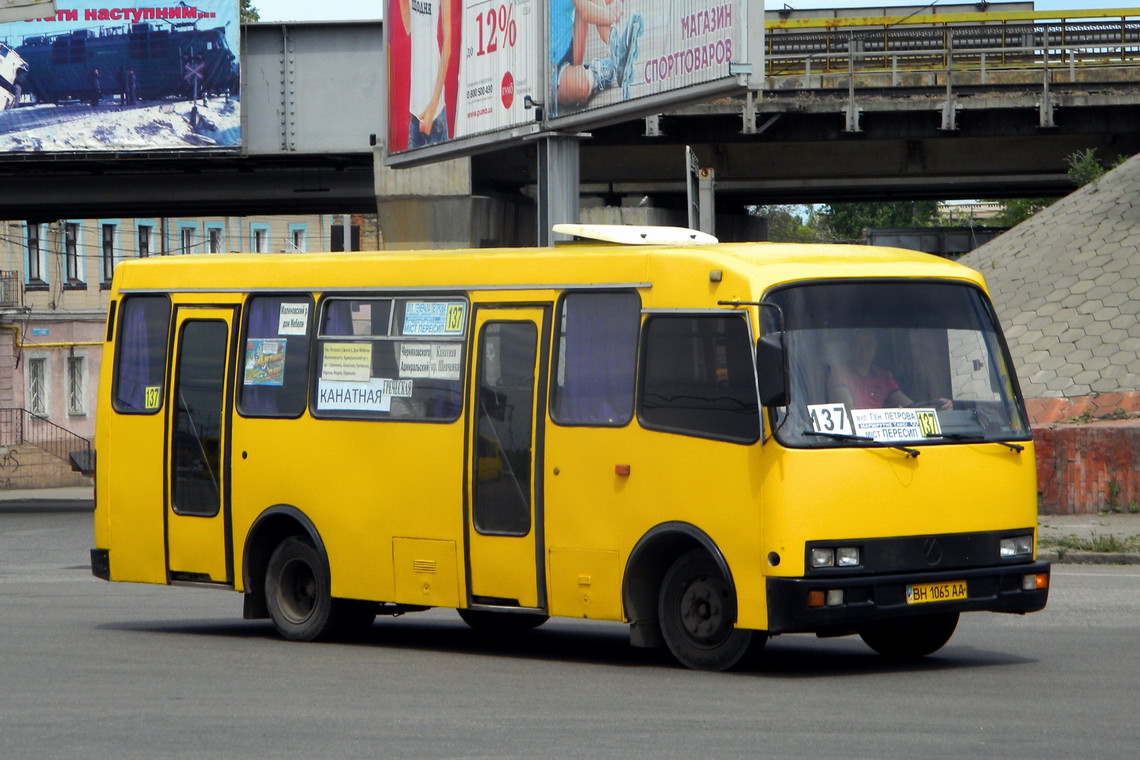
[810,547,861,568]
[1000,535,1033,558]
[810,548,834,568]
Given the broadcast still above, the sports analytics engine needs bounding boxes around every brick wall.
[1034,420,1140,514]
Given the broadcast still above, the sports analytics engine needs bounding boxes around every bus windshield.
[765,280,1029,448]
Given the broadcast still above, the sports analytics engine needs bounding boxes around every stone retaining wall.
[1034,420,1140,514]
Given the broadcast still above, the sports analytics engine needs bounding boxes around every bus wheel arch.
[623,522,738,651]
[241,505,327,621]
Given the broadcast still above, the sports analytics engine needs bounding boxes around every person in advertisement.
[550,0,644,114]
[828,329,952,410]
[398,0,454,148]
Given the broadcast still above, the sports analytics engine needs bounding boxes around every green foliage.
[820,201,941,242]
[1066,148,1131,187]
[1104,480,1123,514]
[240,0,260,22]
[1038,532,1140,554]
[985,197,1055,227]
[1066,148,1107,187]
[749,205,828,243]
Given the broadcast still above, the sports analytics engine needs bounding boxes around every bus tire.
[457,608,548,632]
[265,536,372,641]
[859,612,959,659]
[658,549,762,671]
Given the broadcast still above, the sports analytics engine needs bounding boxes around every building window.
[208,227,223,253]
[291,227,307,252]
[63,222,81,281]
[28,357,47,416]
[26,223,43,282]
[67,356,85,415]
[101,223,116,283]
[138,225,151,258]
[180,227,196,254]
[253,227,267,253]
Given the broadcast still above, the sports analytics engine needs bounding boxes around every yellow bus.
[90,226,1049,671]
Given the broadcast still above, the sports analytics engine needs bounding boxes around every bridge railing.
[766,10,1140,80]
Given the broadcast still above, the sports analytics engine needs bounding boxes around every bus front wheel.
[658,549,763,671]
[265,536,373,641]
[859,613,959,659]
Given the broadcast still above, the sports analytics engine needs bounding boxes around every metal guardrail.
[0,407,92,472]
[766,14,1140,77]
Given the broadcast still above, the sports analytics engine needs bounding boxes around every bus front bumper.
[765,560,1050,635]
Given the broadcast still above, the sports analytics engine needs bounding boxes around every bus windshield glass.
[764,280,1029,448]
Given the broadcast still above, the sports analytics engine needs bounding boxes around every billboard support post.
[536,135,581,247]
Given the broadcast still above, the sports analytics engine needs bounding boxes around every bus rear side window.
[112,296,171,413]
[551,291,639,426]
[238,295,313,418]
[639,315,759,442]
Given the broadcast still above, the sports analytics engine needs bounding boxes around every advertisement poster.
[0,0,240,152]
[549,0,739,119]
[244,339,286,387]
[386,0,537,154]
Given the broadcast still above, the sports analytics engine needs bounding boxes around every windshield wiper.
[936,432,1025,452]
[801,430,920,458]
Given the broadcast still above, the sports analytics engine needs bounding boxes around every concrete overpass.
[0,9,1138,242]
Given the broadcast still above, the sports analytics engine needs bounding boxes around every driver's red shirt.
[830,364,900,409]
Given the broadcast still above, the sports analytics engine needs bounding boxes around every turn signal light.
[1023,573,1049,591]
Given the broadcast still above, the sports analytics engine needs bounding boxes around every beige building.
[0,213,375,487]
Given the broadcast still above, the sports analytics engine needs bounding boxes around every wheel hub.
[679,575,727,644]
[278,557,316,623]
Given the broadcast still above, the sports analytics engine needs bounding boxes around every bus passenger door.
[165,306,236,584]
[466,307,549,610]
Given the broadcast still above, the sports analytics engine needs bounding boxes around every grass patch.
[1039,532,1140,554]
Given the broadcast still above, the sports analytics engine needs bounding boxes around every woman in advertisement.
[397,0,455,148]
[549,0,643,114]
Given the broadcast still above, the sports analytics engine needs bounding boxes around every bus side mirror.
[757,333,789,407]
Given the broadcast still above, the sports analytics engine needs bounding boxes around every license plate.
[906,580,968,605]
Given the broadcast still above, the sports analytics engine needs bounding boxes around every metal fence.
[0,407,92,471]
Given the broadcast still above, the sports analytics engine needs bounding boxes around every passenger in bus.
[828,329,951,410]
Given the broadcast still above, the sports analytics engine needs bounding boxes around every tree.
[748,205,827,242]
[820,201,941,242]
[984,197,1054,227]
[241,0,260,23]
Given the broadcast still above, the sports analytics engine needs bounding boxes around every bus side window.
[551,291,640,426]
[112,295,171,414]
[638,315,759,443]
[238,295,314,418]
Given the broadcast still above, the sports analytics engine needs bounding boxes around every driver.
[828,329,952,410]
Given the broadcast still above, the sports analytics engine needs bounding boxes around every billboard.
[385,0,761,165]
[0,1,240,152]
[386,0,539,155]
[548,0,743,121]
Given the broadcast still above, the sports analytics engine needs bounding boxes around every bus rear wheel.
[658,549,763,671]
[265,536,373,641]
[859,612,959,659]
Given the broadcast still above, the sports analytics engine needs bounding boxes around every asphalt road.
[3,510,1139,759]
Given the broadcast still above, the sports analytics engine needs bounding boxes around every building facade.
[0,213,373,486]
